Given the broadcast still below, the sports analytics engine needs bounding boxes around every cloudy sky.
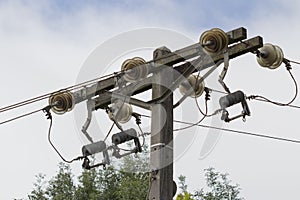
[1,0,300,199]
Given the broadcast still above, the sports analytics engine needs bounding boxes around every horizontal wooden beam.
[93,36,263,110]
[72,27,248,105]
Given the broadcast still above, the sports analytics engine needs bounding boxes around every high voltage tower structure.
[1,27,300,199]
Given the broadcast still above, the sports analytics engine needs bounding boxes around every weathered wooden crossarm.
[92,91,151,110]
[93,36,262,110]
[175,36,263,74]
[72,27,247,105]
[150,36,263,104]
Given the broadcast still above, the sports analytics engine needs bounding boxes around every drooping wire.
[247,62,298,107]
[173,100,207,132]
[137,124,146,148]
[252,98,300,109]
[139,114,300,144]
[194,70,206,116]
[195,88,221,117]
[248,70,298,106]
[206,87,300,109]
[43,106,83,163]
[173,69,212,131]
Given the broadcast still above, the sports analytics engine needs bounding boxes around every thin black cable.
[108,118,132,152]
[139,114,300,144]
[194,71,206,116]
[173,100,207,132]
[132,112,146,147]
[103,123,115,142]
[287,59,300,65]
[247,69,298,106]
[195,90,221,117]
[252,98,300,109]
[45,111,84,163]
[208,88,228,95]
[0,108,43,125]
[137,124,146,148]
[207,86,300,110]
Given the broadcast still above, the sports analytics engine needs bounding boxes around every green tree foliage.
[28,149,242,200]
[96,166,121,200]
[74,167,100,200]
[194,167,243,200]
[176,175,194,200]
[27,150,149,200]
[45,163,76,200]
[28,174,47,200]
[176,168,243,200]
[178,175,188,193]
[176,192,194,200]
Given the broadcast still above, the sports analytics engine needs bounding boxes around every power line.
[140,114,300,144]
[207,81,300,110]
[247,68,298,106]
[0,108,43,126]
[43,107,83,163]
[287,59,300,65]
[251,98,300,109]
[0,71,121,114]
[0,70,120,125]
[173,101,207,132]
[209,87,300,109]
[176,120,300,144]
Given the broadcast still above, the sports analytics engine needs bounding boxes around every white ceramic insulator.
[179,74,205,98]
[257,43,284,69]
[111,100,133,124]
[121,57,148,82]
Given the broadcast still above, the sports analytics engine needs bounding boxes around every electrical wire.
[0,93,52,113]
[247,69,298,106]
[208,86,300,109]
[140,114,300,144]
[194,71,206,117]
[45,110,83,163]
[195,93,221,118]
[174,119,300,144]
[0,108,43,125]
[0,71,122,114]
[207,82,300,110]
[287,59,300,65]
[0,44,209,115]
[173,100,207,132]
[252,98,300,109]
[208,88,228,95]
[174,69,219,131]
[137,124,146,148]
[103,123,115,142]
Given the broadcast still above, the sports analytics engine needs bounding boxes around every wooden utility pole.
[52,27,263,200]
[149,47,174,200]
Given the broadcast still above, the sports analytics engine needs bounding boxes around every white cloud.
[0,0,300,199]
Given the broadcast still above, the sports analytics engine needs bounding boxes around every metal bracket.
[81,99,94,143]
